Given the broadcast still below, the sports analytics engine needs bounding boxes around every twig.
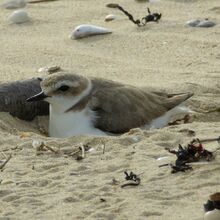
[198,137,220,143]
[28,0,58,3]
[106,4,161,27]
[76,145,85,160]
[44,145,59,154]
[101,141,106,154]
[0,154,12,170]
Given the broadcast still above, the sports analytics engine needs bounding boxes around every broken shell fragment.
[70,24,112,39]
[105,14,117,22]
[32,139,44,150]
[37,66,61,74]
[8,9,30,24]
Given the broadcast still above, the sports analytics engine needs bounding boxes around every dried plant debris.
[204,192,220,212]
[121,171,141,188]
[63,144,91,160]
[159,137,220,173]
[32,140,92,160]
[106,4,161,27]
[28,0,58,4]
[0,153,12,171]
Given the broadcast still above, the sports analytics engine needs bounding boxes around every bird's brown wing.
[89,85,192,134]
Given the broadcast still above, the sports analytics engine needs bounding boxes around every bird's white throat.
[47,80,105,137]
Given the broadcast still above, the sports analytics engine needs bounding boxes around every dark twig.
[121,171,141,188]
[0,153,12,170]
[28,0,58,3]
[106,4,161,27]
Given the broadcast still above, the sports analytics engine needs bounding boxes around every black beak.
[26,91,48,102]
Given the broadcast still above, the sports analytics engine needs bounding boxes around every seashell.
[8,9,30,24]
[2,0,26,9]
[70,24,112,39]
[37,66,61,74]
[186,19,200,27]
[186,19,216,28]
[204,209,220,220]
[105,14,117,22]
[197,20,216,27]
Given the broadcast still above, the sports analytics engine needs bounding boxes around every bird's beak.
[26,91,48,102]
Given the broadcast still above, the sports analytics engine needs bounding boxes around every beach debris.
[70,24,112,39]
[28,0,58,3]
[106,4,161,27]
[64,144,91,160]
[121,171,141,188]
[8,9,30,24]
[159,137,220,173]
[105,14,117,22]
[32,140,60,154]
[37,66,61,74]
[100,198,106,202]
[204,192,220,220]
[186,19,216,28]
[0,153,12,171]
[2,0,26,9]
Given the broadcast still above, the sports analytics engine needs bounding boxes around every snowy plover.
[27,72,193,138]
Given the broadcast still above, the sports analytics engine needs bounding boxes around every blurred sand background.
[0,0,220,219]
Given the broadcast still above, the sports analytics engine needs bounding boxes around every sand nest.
[0,0,220,219]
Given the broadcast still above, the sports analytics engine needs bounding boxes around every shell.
[37,66,61,74]
[2,0,26,9]
[70,24,112,39]
[204,209,220,220]
[8,9,30,24]
[186,19,216,28]
[105,14,117,22]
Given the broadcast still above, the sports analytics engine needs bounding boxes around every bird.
[204,193,220,220]
[26,71,193,138]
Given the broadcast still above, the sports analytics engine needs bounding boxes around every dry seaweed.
[160,137,220,173]
[106,4,161,27]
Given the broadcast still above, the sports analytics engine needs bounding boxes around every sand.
[0,0,220,219]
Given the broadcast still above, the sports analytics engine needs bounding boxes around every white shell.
[105,14,117,22]
[70,24,112,39]
[8,9,30,24]
[2,0,26,9]
[204,209,220,220]
[186,19,216,28]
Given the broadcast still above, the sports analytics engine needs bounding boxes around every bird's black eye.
[58,85,69,92]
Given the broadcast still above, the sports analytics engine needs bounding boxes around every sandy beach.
[0,0,220,219]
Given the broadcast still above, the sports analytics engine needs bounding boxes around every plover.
[27,72,193,138]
